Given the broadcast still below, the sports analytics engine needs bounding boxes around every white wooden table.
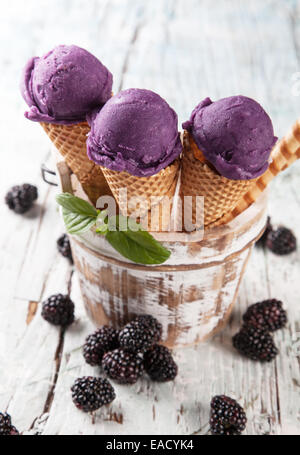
[0,0,299,435]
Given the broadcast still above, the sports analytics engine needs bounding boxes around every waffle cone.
[219,119,300,225]
[139,177,178,231]
[180,131,256,228]
[41,122,112,204]
[101,160,180,230]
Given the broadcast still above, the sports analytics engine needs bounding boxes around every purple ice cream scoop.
[86,88,182,177]
[183,96,277,180]
[20,44,113,125]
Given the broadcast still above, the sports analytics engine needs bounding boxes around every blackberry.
[102,349,144,384]
[57,234,73,262]
[144,344,178,382]
[119,318,159,353]
[83,326,119,366]
[134,314,162,343]
[210,395,247,435]
[266,226,297,255]
[42,294,75,326]
[243,299,287,332]
[0,413,19,435]
[5,184,38,214]
[71,376,115,412]
[257,216,272,247]
[233,325,278,362]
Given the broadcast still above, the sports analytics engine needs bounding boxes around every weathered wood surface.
[0,0,299,435]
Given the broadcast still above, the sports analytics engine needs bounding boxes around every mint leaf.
[56,193,98,218]
[56,193,98,235]
[106,216,171,265]
[62,208,97,235]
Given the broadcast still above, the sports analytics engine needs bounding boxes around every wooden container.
[55,155,268,348]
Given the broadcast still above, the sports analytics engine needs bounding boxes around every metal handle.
[41,164,58,186]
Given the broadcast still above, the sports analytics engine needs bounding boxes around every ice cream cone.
[180,131,257,229]
[41,122,112,204]
[219,119,300,225]
[101,160,180,231]
[139,177,179,232]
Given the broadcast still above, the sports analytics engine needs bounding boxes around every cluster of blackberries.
[84,315,177,384]
[0,412,19,436]
[210,395,247,435]
[233,299,287,362]
[5,184,38,214]
[71,315,178,413]
[258,217,297,255]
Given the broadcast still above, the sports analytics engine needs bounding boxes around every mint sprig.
[56,193,171,265]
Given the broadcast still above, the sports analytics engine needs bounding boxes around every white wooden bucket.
[54,155,268,348]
